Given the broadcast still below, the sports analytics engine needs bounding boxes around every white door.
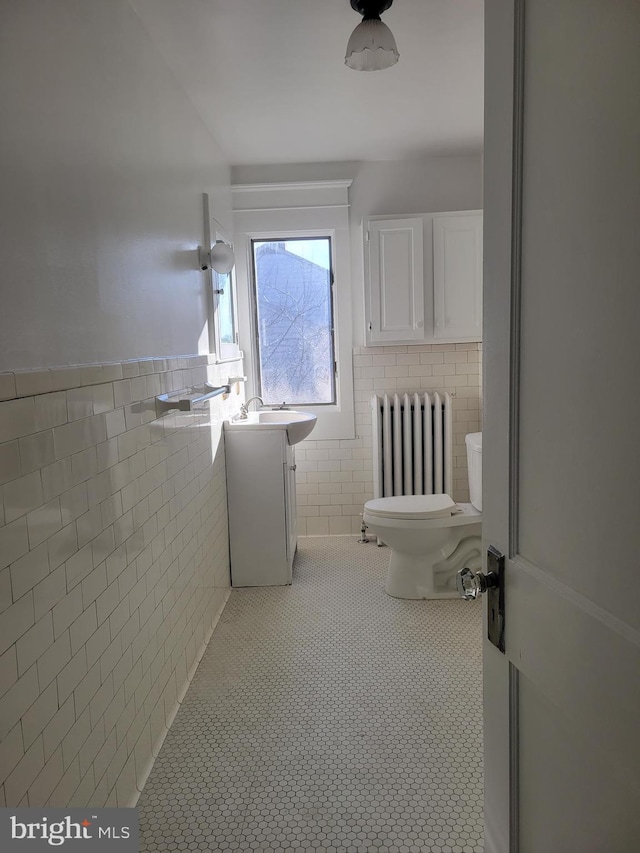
[482,1,640,851]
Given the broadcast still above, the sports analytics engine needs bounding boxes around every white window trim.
[233,182,355,441]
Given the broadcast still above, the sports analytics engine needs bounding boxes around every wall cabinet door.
[432,212,483,341]
[367,218,424,343]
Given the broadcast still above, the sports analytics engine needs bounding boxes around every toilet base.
[383,532,483,600]
[386,582,460,600]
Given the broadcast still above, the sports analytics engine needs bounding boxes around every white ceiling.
[130,0,484,166]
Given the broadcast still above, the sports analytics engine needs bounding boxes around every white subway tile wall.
[295,344,482,536]
[0,355,241,808]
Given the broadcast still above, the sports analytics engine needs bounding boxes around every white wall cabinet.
[365,210,482,346]
[225,428,297,587]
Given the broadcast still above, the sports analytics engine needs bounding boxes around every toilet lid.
[365,494,458,520]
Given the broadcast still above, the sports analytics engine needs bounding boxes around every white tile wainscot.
[295,343,482,536]
[0,355,242,808]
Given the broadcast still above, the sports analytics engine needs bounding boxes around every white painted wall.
[0,0,240,810]
[0,0,232,372]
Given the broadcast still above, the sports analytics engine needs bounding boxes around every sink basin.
[224,409,317,445]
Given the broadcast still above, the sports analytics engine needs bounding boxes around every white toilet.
[363,432,483,599]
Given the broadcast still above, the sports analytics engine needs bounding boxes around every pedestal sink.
[224,409,317,445]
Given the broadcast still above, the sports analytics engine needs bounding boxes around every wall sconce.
[199,192,236,274]
[199,240,235,274]
[345,0,399,72]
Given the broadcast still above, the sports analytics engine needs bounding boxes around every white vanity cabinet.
[365,210,483,345]
[224,427,297,586]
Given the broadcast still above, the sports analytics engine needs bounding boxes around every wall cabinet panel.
[433,213,483,341]
[368,219,424,343]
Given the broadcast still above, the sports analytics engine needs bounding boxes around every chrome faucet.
[238,396,264,419]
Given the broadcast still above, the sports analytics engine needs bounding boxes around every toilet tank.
[465,432,482,511]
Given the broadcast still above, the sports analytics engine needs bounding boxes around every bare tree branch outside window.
[252,239,336,405]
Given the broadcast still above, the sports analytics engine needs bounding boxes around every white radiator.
[371,392,453,499]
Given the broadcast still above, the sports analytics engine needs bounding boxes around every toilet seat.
[364,493,458,520]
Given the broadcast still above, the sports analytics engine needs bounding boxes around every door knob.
[458,547,506,653]
[456,567,499,600]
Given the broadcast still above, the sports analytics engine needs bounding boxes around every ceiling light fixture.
[345,0,399,72]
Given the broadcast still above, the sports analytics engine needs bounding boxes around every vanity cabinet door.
[367,218,425,344]
[432,212,483,341]
[225,429,292,586]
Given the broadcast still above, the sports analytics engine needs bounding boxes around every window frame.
[233,182,355,442]
[250,234,337,407]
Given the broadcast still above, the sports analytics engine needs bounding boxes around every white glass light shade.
[345,19,399,71]
[210,240,235,274]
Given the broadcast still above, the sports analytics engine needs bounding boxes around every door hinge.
[365,230,370,242]
[334,360,338,376]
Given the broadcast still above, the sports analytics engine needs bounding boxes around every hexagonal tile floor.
[138,536,483,852]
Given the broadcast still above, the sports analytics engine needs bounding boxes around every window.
[213,262,240,362]
[251,237,336,406]
[233,179,355,441]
